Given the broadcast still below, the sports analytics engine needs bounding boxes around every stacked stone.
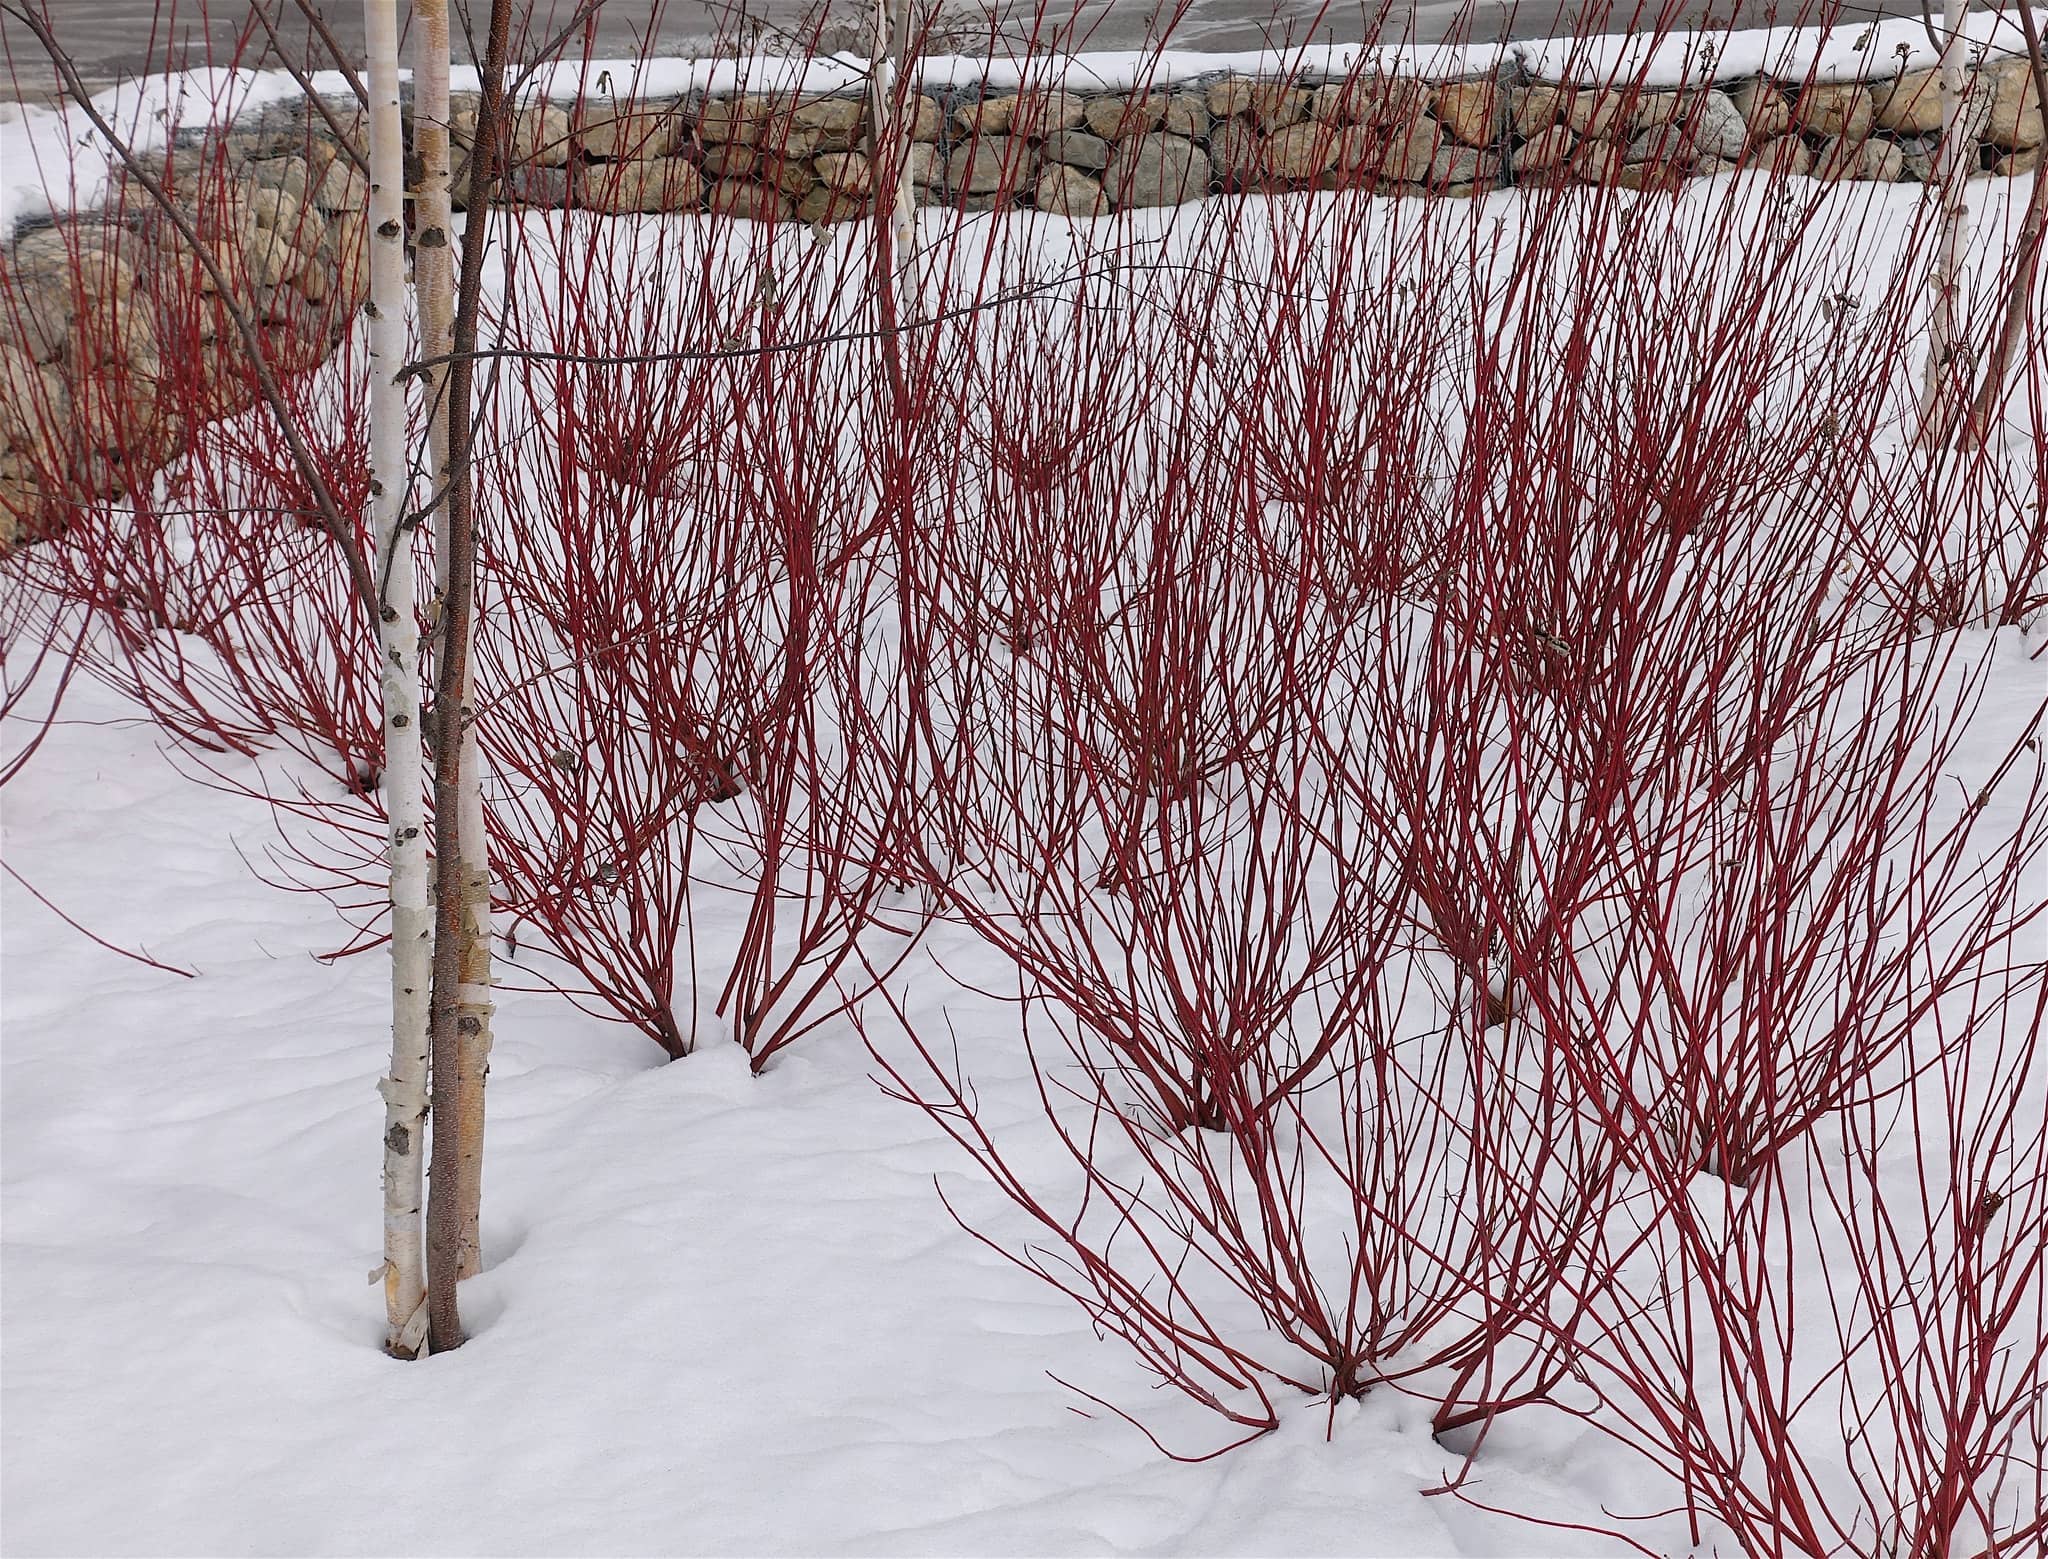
[450,89,945,225]
[1492,56,2042,190]
[666,91,931,226]
[4,57,2041,545]
[424,63,2048,228]
[1868,58,2043,178]
[0,100,369,545]
[944,87,1209,214]
[1205,75,1490,198]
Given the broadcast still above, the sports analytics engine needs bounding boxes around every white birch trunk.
[867,0,916,272]
[413,0,455,541]
[364,0,430,1361]
[1923,0,1979,433]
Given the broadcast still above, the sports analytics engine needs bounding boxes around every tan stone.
[1314,74,1432,128]
[250,154,312,205]
[0,473,25,549]
[1206,77,1257,119]
[0,343,67,458]
[1208,121,1267,188]
[698,96,778,145]
[1685,91,1751,161]
[1570,138,1625,184]
[1861,138,1906,181]
[1984,58,2045,149]
[1264,121,1340,180]
[1514,123,1576,174]
[910,96,943,142]
[1429,143,1495,188]
[1250,83,1312,130]
[1509,84,1569,135]
[451,102,573,167]
[1442,173,1504,198]
[792,95,868,146]
[586,156,705,212]
[1102,132,1207,206]
[1729,78,1792,139]
[578,103,683,160]
[1083,93,1171,140]
[14,233,138,305]
[763,122,821,160]
[1995,145,2044,176]
[1162,94,1210,139]
[945,136,1036,196]
[1030,90,1091,136]
[1872,68,1943,134]
[195,345,261,419]
[1338,116,1441,183]
[1790,83,1873,140]
[1041,129,1111,170]
[310,158,369,214]
[1034,165,1108,217]
[758,153,818,198]
[302,130,355,184]
[1204,77,1308,128]
[704,180,792,222]
[290,253,334,306]
[1616,159,1684,192]
[247,183,315,240]
[700,144,760,181]
[323,210,368,311]
[240,221,312,291]
[1435,80,1501,147]
[955,93,1022,136]
[1628,91,1686,134]
[957,89,1087,138]
[814,151,874,195]
[796,183,868,225]
[1813,134,1895,181]
[1743,135,1814,177]
[1564,87,1628,140]
[0,271,72,363]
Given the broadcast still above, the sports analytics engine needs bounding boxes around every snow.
[1515,7,2048,88]
[3,130,2045,1558]
[2,672,1674,1556]
[0,67,322,239]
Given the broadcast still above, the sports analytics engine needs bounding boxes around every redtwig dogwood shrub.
[3,0,2043,1536]
[867,138,2048,1555]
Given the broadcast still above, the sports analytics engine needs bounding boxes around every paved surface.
[8,0,1918,96]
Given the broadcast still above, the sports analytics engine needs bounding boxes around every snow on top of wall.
[485,9,2046,98]
[1517,8,2041,87]
[0,66,320,239]
[474,9,2045,102]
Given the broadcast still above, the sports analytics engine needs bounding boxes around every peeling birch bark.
[364,0,431,1360]
[1922,0,1979,437]
[1963,7,2048,447]
[868,0,918,269]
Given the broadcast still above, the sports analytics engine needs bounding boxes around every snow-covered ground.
[3,124,2046,1559]
[2,668,1711,1557]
